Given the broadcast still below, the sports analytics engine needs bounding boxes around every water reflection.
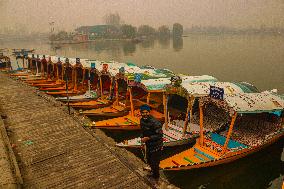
[2,35,283,93]
[122,41,136,55]
[139,39,155,49]
[158,36,170,49]
[173,37,183,51]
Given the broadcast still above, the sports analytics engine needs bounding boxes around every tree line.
[49,13,184,41]
[104,13,183,39]
[120,23,183,39]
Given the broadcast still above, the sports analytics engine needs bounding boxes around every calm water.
[1,34,283,93]
[1,35,283,188]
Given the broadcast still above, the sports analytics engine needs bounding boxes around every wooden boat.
[32,81,64,87]
[56,90,99,102]
[82,103,130,118]
[10,72,31,77]
[69,97,113,109]
[159,92,284,170]
[90,75,218,130]
[116,79,259,148]
[90,76,175,130]
[92,109,164,130]
[80,71,145,117]
[39,84,73,91]
[116,122,201,147]
[47,88,86,97]
[66,75,113,108]
[81,98,147,118]
[18,74,42,80]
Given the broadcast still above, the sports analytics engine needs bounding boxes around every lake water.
[0,34,283,188]
[1,34,283,93]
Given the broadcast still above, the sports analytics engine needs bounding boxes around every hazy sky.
[1,0,284,33]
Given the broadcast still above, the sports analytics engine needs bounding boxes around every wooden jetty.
[0,72,172,188]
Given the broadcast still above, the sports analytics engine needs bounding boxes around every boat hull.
[70,99,112,109]
[161,132,284,171]
[92,109,164,130]
[82,105,129,118]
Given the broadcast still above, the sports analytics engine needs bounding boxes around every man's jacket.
[140,115,163,153]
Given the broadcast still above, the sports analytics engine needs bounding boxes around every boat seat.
[183,157,195,164]
[210,133,248,149]
[163,131,181,140]
[111,106,125,111]
[194,148,215,160]
[171,160,180,166]
[194,154,205,162]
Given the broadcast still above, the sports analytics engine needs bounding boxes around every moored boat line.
[2,51,284,175]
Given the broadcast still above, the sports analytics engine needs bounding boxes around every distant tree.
[49,34,56,41]
[120,24,137,39]
[56,31,68,40]
[104,13,121,27]
[137,25,156,37]
[157,25,170,37]
[173,23,183,38]
[49,31,70,41]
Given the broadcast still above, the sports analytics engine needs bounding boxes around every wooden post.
[71,67,74,87]
[115,79,119,105]
[82,68,85,88]
[222,112,238,154]
[74,67,77,91]
[147,92,151,104]
[109,77,113,97]
[183,97,192,136]
[46,61,48,77]
[99,76,103,97]
[56,64,60,82]
[22,57,25,69]
[36,61,39,76]
[163,93,168,130]
[41,61,44,78]
[129,87,134,116]
[88,69,91,93]
[199,101,204,146]
[61,65,64,81]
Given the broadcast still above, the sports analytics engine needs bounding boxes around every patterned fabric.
[134,73,142,83]
[209,86,224,100]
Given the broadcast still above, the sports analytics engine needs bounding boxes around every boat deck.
[0,73,154,188]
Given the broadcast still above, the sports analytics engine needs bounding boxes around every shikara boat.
[79,66,156,117]
[91,74,219,130]
[90,76,178,130]
[69,61,174,110]
[80,74,132,117]
[67,69,114,108]
[159,91,284,170]
[39,84,73,91]
[56,90,99,102]
[116,78,260,147]
[46,58,87,96]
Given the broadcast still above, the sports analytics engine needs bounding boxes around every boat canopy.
[166,81,259,98]
[129,75,218,93]
[200,92,284,116]
[27,54,176,79]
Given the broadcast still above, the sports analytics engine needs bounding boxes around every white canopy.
[224,93,284,113]
[181,82,255,97]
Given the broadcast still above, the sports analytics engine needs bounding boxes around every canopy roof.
[27,54,175,79]
[135,75,218,92]
[200,93,284,115]
[167,81,259,98]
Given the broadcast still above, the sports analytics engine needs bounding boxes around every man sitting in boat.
[140,104,163,183]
